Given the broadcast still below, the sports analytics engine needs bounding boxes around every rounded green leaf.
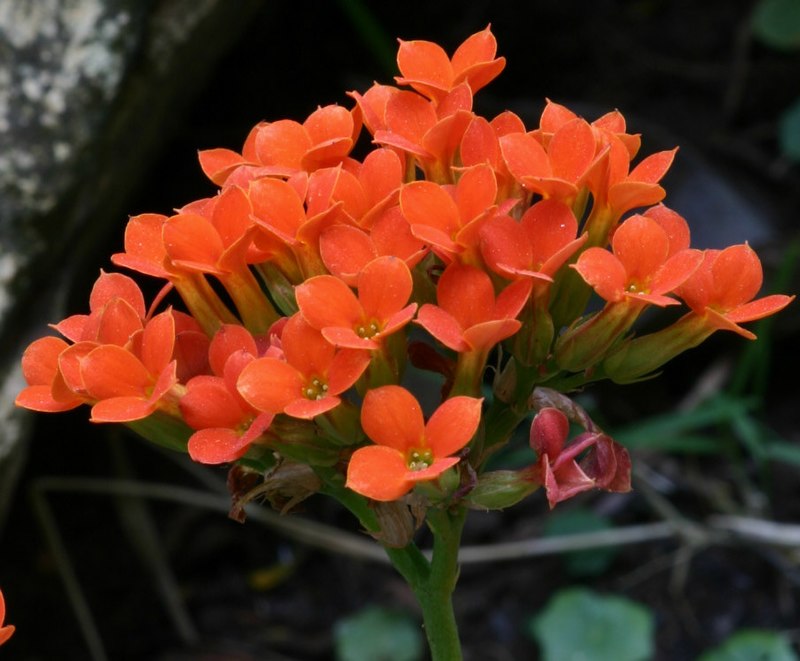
[543,509,617,577]
[697,629,798,661]
[529,587,654,661]
[752,0,800,50]
[335,606,424,661]
[779,98,800,162]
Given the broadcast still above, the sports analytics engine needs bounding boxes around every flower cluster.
[16,27,792,515]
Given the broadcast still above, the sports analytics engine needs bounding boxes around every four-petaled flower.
[237,314,371,419]
[416,263,531,354]
[676,244,794,339]
[295,256,417,350]
[346,385,483,501]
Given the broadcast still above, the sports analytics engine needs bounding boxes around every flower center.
[406,447,433,471]
[302,377,329,400]
[355,319,381,339]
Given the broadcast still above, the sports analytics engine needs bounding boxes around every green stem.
[320,468,466,659]
[412,506,466,661]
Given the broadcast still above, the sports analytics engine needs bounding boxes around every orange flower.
[198,104,360,186]
[346,385,482,501]
[372,86,474,183]
[394,26,505,104]
[180,324,276,464]
[237,314,370,419]
[573,214,702,307]
[163,186,278,333]
[76,310,180,423]
[0,589,14,647]
[319,206,426,285]
[557,214,702,371]
[16,336,86,413]
[500,117,599,204]
[415,263,531,354]
[480,199,587,282]
[676,244,795,339]
[400,164,499,263]
[295,256,417,350]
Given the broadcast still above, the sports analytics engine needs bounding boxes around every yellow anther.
[406,447,434,471]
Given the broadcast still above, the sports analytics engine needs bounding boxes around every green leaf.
[614,395,753,453]
[529,587,654,661]
[697,629,798,661]
[334,606,424,661]
[779,98,800,162]
[752,0,800,50]
[543,509,617,577]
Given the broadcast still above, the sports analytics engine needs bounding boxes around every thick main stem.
[409,506,466,661]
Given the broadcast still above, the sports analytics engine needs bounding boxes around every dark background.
[4,1,800,659]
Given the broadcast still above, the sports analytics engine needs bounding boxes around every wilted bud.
[370,500,417,548]
[229,460,322,521]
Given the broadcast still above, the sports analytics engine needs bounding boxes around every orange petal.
[284,395,341,419]
[111,213,170,278]
[181,375,244,429]
[521,200,583,274]
[198,147,245,185]
[549,118,596,183]
[319,225,377,285]
[629,148,677,183]
[281,314,336,376]
[95,299,143,346]
[573,248,626,302]
[480,214,530,277]
[612,215,670,283]
[81,345,150,399]
[710,244,763,309]
[463,318,522,352]
[212,185,254,248]
[89,272,146,318]
[21,336,68,386]
[90,396,153,422]
[359,148,403,208]
[249,177,307,241]
[304,105,354,145]
[361,385,424,452]
[401,180,461,236]
[208,324,258,377]
[139,311,175,375]
[384,90,437,144]
[163,213,225,273]
[651,249,704,296]
[237,357,304,414]
[358,256,413,322]
[425,395,482,456]
[253,119,310,169]
[416,304,468,352]
[436,263,495,328]
[346,445,413,501]
[726,294,794,323]
[539,99,578,134]
[460,115,501,168]
[326,349,372,395]
[297,275,363,331]
[15,385,82,412]
[643,204,691,254]
[500,132,551,181]
[455,164,497,222]
[188,427,251,464]
[396,39,453,99]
